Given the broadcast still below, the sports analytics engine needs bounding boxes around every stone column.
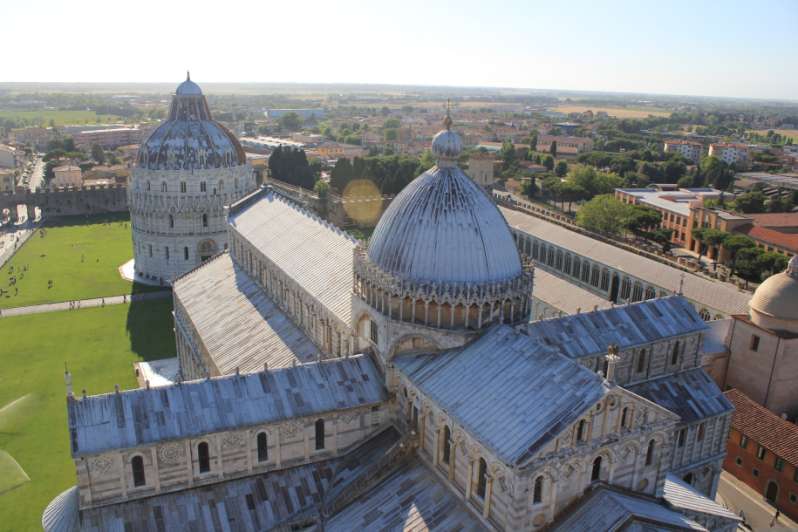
[483,476,494,519]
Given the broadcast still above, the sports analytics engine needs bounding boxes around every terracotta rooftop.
[724,389,798,465]
[738,224,798,253]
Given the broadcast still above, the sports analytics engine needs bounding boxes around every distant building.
[734,171,798,194]
[290,132,326,145]
[307,142,367,161]
[708,143,749,168]
[8,126,53,148]
[0,144,17,168]
[74,127,141,149]
[0,168,15,193]
[266,108,326,120]
[554,122,580,136]
[536,134,593,155]
[615,186,724,246]
[687,202,798,260]
[239,136,304,154]
[51,165,82,189]
[723,388,798,522]
[466,151,495,186]
[663,139,703,164]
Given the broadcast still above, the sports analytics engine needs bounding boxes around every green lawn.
[0,109,121,127]
[0,300,175,531]
[1,215,159,309]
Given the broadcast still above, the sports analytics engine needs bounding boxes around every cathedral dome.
[367,116,522,286]
[749,255,798,333]
[137,74,245,171]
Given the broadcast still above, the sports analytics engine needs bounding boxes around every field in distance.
[751,128,798,142]
[551,104,671,119]
[0,109,121,127]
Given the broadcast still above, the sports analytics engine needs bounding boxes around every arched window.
[621,407,629,429]
[632,282,643,302]
[697,423,705,442]
[476,458,488,499]
[591,456,602,482]
[218,180,224,191]
[200,181,207,193]
[621,278,631,299]
[532,240,539,260]
[576,420,587,442]
[590,265,600,287]
[581,263,591,283]
[671,342,680,365]
[184,246,189,261]
[257,432,268,462]
[533,476,544,504]
[161,182,167,193]
[564,253,572,275]
[442,425,452,465]
[683,472,694,485]
[165,247,170,261]
[646,439,656,466]
[555,249,563,270]
[315,419,325,450]
[644,286,656,300]
[169,214,174,228]
[180,181,186,193]
[636,349,647,373]
[573,258,581,279]
[198,442,210,473]
[146,181,151,191]
[202,213,208,227]
[131,455,145,487]
[600,269,610,291]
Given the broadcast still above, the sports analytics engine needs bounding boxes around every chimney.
[263,362,269,372]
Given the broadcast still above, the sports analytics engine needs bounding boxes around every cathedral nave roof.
[394,325,610,467]
[67,355,385,456]
[173,253,321,373]
[627,368,732,425]
[523,296,707,360]
[229,188,356,325]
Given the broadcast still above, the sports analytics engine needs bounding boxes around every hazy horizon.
[4,0,797,100]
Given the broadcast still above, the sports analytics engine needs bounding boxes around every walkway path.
[716,471,798,531]
[0,290,171,318]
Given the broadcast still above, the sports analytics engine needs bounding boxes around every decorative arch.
[388,334,440,360]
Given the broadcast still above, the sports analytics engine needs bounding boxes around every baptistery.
[128,74,256,283]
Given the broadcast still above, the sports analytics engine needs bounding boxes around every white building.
[0,144,17,168]
[663,139,703,163]
[127,75,256,284]
[44,113,740,532]
[709,143,749,168]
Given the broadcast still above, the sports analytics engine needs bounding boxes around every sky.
[3,0,797,100]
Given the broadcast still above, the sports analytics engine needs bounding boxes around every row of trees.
[268,146,319,189]
[329,154,433,195]
[691,228,788,283]
[575,195,671,248]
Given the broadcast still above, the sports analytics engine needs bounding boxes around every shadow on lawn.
[41,212,130,228]
[125,283,176,361]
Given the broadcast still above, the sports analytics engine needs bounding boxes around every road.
[717,472,798,531]
[28,156,44,191]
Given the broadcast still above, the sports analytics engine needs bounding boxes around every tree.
[555,160,568,177]
[500,140,517,171]
[314,180,330,199]
[701,228,728,262]
[734,191,767,213]
[278,112,302,132]
[759,251,788,277]
[542,155,555,171]
[734,247,764,285]
[90,144,105,165]
[330,158,353,192]
[691,227,707,261]
[521,178,538,199]
[529,129,539,152]
[550,141,557,158]
[700,156,734,190]
[268,146,316,189]
[722,234,756,275]
[558,181,586,212]
[576,195,628,236]
[625,205,662,237]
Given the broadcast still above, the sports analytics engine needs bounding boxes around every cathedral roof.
[229,187,357,325]
[549,485,707,531]
[627,368,732,425]
[367,118,521,286]
[136,74,246,171]
[67,355,385,456]
[173,253,320,373]
[395,325,609,466]
[523,296,707,360]
[326,462,485,531]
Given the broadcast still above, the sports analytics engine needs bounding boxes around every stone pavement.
[716,472,798,531]
[0,290,171,318]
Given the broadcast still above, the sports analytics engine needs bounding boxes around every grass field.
[0,299,176,531]
[552,104,671,119]
[751,129,798,142]
[0,109,121,127]
[0,215,158,309]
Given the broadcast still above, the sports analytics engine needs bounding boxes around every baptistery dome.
[749,255,798,333]
[137,73,245,171]
[367,117,522,285]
